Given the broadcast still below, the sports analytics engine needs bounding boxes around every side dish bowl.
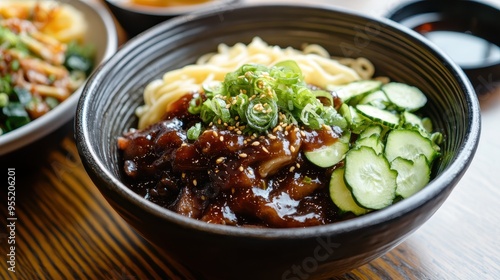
[104,0,241,37]
[76,3,480,279]
[0,0,118,156]
[385,0,500,94]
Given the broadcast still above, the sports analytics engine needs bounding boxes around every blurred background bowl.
[76,3,480,279]
[104,0,241,38]
[0,0,118,158]
[385,0,500,94]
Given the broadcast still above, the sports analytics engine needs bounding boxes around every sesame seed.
[201,195,206,201]
[236,131,242,135]
[231,188,235,194]
[182,173,186,178]
[225,104,231,109]
[262,147,269,153]
[268,134,277,140]
[239,153,248,158]
[253,104,264,111]
[251,141,260,146]
[181,143,188,147]
[213,131,219,137]
[216,157,225,164]
[290,146,296,152]
[289,166,295,172]
[239,166,244,172]
[218,119,222,125]
[193,179,198,186]
[296,163,301,168]
[284,130,289,136]
[235,116,239,121]
[209,122,213,126]
[300,130,306,137]
[220,136,224,142]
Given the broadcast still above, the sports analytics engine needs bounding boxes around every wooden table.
[2,0,500,279]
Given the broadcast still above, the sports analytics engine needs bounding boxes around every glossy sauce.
[414,22,500,68]
[118,93,345,228]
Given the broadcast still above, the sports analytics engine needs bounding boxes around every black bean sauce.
[118,93,346,228]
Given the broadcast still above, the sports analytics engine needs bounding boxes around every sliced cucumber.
[344,146,397,210]
[422,117,433,133]
[391,155,430,198]
[340,103,368,134]
[359,90,389,109]
[355,134,384,155]
[359,125,383,139]
[329,167,369,215]
[403,111,424,129]
[355,104,400,128]
[402,111,429,137]
[385,129,438,163]
[335,80,382,104]
[304,132,350,168]
[382,82,427,112]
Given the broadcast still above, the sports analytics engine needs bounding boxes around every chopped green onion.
[188,60,347,135]
[10,60,20,71]
[45,97,59,109]
[0,93,9,107]
[187,123,202,140]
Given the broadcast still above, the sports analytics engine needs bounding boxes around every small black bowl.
[386,0,500,94]
[104,0,241,38]
[76,3,480,279]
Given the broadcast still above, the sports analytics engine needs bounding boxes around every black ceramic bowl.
[76,3,480,280]
[104,0,241,38]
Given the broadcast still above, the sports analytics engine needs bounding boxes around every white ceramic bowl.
[0,0,118,156]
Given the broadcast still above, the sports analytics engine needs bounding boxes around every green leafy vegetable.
[64,40,95,75]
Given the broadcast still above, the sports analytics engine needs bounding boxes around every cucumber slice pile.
[304,80,442,214]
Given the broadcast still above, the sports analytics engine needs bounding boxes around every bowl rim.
[77,2,481,239]
[0,0,118,156]
[104,0,241,16]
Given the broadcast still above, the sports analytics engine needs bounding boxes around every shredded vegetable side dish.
[118,38,443,228]
[0,0,93,135]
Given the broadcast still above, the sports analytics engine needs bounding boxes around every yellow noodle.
[137,37,374,129]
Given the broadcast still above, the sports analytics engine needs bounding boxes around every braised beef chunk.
[118,94,343,228]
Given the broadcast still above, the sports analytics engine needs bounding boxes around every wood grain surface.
[1,0,500,279]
